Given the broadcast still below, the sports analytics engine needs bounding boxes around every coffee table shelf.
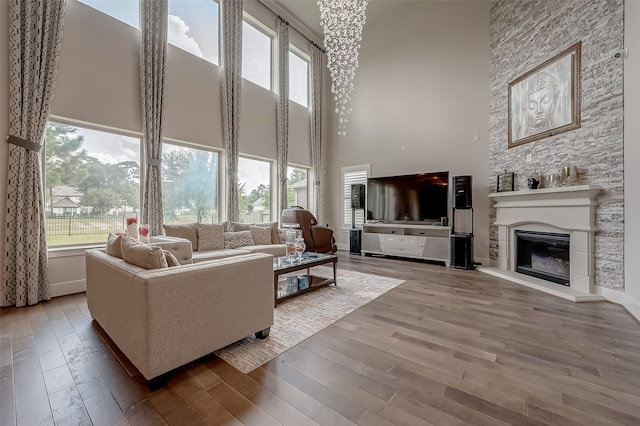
[273,253,338,306]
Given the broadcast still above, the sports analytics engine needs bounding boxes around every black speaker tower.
[350,184,365,255]
[450,175,475,270]
[351,184,366,209]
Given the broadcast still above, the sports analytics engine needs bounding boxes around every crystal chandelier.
[318,0,368,135]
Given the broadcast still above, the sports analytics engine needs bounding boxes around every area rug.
[214,267,404,373]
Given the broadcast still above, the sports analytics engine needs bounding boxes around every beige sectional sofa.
[85,225,282,389]
[161,221,287,263]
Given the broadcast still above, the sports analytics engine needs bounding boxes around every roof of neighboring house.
[289,178,307,189]
[52,197,80,208]
[50,186,83,197]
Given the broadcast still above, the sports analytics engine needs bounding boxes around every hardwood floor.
[2,252,640,425]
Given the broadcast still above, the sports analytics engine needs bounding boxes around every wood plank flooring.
[2,252,640,425]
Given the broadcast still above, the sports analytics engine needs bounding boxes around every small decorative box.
[298,275,309,290]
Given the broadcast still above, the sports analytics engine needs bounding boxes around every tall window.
[242,19,272,90]
[287,166,308,209]
[79,0,139,29]
[238,157,272,223]
[289,50,309,107]
[44,122,140,246]
[162,143,220,224]
[342,165,370,229]
[168,0,219,65]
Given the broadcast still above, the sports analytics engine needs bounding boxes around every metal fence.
[46,215,131,236]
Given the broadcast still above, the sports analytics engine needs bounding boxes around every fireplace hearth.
[516,230,570,285]
[485,185,605,302]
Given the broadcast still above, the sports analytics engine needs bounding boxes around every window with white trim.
[289,50,309,107]
[287,166,308,209]
[238,156,272,223]
[79,0,139,28]
[168,0,219,65]
[162,142,220,224]
[342,165,370,229]
[44,121,141,247]
[242,18,272,90]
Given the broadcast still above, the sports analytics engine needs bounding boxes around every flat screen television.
[367,171,449,223]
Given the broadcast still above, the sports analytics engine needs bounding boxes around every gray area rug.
[214,266,405,373]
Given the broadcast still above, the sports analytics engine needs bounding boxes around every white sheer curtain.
[140,0,168,235]
[3,0,66,307]
[276,17,290,216]
[220,0,243,221]
[310,42,324,222]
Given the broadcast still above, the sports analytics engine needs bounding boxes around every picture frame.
[508,41,582,148]
[497,172,514,192]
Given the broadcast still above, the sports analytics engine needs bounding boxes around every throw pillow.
[224,231,254,249]
[228,221,251,232]
[163,250,181,267]
[120,236,168,269]
[253,221,280,244]
[106,233,124,258]
[249,225,272,245]
[163,223,198,252]
[197,223,225,250]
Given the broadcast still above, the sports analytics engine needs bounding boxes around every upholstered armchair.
[281,207,337,253]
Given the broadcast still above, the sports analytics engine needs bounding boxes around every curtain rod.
[254,0,326,53]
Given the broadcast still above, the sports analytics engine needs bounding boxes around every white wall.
[325,1,491,264]
[624,0,640,311]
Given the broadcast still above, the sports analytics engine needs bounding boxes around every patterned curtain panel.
[220,0,243,221]
[276,18,290,216]
[140,0,168,235]
[3,0,66,307]
[310,43,323,222]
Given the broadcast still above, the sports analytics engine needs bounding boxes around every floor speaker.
[351,184,366,209]
[450,234,474,269]
[453,175,472,209]
[350,229,362,255]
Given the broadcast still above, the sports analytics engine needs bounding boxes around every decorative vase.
[139,224,150,244]
[127,223,139,239]
[294,237,306,262]
[285,230,296,259]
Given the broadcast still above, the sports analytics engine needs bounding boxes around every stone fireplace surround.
[482,185,605,302]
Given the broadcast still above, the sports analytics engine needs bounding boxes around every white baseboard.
[50,279,86,298]
[597,286,640,323]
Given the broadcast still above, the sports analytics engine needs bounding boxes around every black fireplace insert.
[515,230,570,286]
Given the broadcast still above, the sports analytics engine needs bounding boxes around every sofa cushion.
[106,233,124,258]
[191,248,252,262]
[241,244,286,257]
[163,223,198,251]
[197,223,225,251]
[224,231,254,249]
[228,221,250,232]
[163,250,181,267]
[121,236,168,269]
[249,225,272,245]
[253,221,280,244]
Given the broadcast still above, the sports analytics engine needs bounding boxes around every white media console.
[361,223,451,266]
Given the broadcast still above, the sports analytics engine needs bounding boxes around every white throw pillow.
[163,250,181,267]
[224,231,255,249]
[249,225,272,245]
[253,221,280,244]
[163,223,198,252]
[120,236,168,269]
[105,233,124,258]
[197,223,225,250]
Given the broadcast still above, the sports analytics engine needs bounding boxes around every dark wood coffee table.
[273,253,338,306]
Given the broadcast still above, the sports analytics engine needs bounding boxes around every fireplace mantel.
[482,184,605,302]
